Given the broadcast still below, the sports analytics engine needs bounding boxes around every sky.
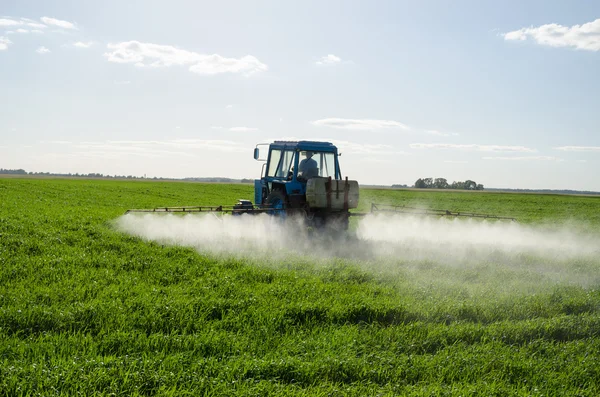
[1,0,599,190]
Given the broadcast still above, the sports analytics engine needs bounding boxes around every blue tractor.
[237,140,360,230]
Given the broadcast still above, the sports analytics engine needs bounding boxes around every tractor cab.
[253,141,342,209]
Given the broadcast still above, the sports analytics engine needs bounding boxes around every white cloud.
[410,143,536,153]
[444,160,468,164]
[225,104,233,109]
[0,18,21,27]
[73,41,93,48]
[36,46,50,54]
[316,54,342,65]
[40,16,77,30]
[331,140,408,155]
[31,29,44,34]
[267,136,407,155]
[104,41,268,76]
[229,127,258,132]
[504,18,600,51]
[425,129,460,137]
[114,80,131,85]
[43,140,73,145]
[0,36,11,51]
[46,139,248,159]
[26,22,47,29]
[555,146,600,152]
[15,28,29,33]
[0,17,46,29]
[312,118,410,130]
[482,156,561,161]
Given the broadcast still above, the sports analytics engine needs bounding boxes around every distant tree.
[0,168,27,175]
[423,178,434,188]
[464,180,477,190]
[476,183,484,191]
[414,178,426,188]
[434,178,449,189]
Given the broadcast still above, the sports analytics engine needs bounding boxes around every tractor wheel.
[265,191,287,216]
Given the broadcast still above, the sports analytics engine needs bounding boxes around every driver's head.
[305,151,313,159]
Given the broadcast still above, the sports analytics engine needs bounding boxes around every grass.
[1,178,599,395]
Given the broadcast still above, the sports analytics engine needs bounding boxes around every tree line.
[414,177,484,190]
[0,169,253,183]
[0,169,146,179]
[0,168,27,174]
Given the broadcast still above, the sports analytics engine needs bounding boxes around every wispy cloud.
[444,160,468,164]
[40,16,77,30]
[0,17,47,29]
[42,140,73,145]
[504,18,600,51]
[482,156,561,161]
[1,17,78,49]
[104,41,268,76]
[555,146,600,152]
[425,129,459,137]
[410,143,536,153]
[331,140,408,155]
[0,18,22,27]
[73,41,93,48]
[316,54,342,65]
[36,46,50,54]
[312,118,410,130]
[266,136,407,155]
[26,22,46,29]
[229,127,258,132]
[43,139,247,159]
[0,36,11,51]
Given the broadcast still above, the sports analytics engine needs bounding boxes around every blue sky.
[1,0,599,190]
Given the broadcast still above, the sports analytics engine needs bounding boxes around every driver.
[298,151,318,179]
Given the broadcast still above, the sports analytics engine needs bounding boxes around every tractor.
[241,140,359,230]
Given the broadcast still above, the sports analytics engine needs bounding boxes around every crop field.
[1,177,600,396]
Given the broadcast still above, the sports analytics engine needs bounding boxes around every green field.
[1,178,600,396]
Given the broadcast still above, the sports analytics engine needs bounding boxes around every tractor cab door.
[267,148,296,180]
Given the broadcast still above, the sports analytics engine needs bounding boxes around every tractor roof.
[271,140,337,151]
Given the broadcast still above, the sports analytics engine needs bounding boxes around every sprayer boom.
[125,199,298,216]
[126,205,237,214]
[368,203,516,221]
[126,203,262,215]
